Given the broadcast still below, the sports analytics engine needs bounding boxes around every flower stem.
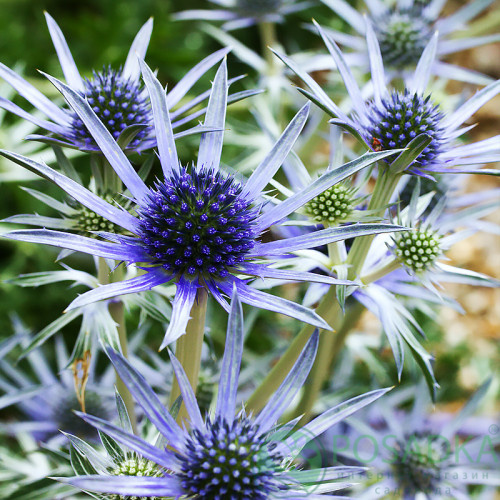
[110,299,137,432]
[346,168,401,279]
[169,288,208,425]
[258,21,279,76]
[246,286,338,414]
[292,301,364,423]
[361,258,400,285]
[248,169,403,416]
[97,258,137,432]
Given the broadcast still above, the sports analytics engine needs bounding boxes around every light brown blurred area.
[438,6,500,390]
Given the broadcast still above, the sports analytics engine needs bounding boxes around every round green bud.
[75,195,118,236]
[394,228,441,271]
[305,184,355,225]
[107,457,164,500]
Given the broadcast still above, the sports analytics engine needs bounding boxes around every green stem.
[361,259,400,285]
[258,21,279,76]
[246,286,338,414]
[109,299,137,432]
[346,169,400,279]
[292,301,364,423]
[169,288,208,425]
[98,258,137,432]
[327,241,342,266]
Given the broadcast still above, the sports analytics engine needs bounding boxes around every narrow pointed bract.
[0,15,239,153]
[2,58,397,349]
[61,295,391,498]
[282,22,500,176]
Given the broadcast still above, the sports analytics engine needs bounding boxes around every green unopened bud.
[305,184,355,225]
[378,13,430,69]
[394,228,441,271]
[75,194,118,236]
[108,457,164,500]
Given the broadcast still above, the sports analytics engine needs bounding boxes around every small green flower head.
[392,433,448,494]
[394,227,441,272]
[305,183,356,225]
[377,12,431,69]
[76,206,117,234]
[108,457,164,500]
[74,194,120,235]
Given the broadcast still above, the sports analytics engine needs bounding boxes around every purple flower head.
[136,167,259,280]
[2,58,401,349]
[365,90,445,170]
[275,21,500,176]
[326,381,500,498]
[62,293,390,498]
[0,14,234,153]
[70,65,151,150]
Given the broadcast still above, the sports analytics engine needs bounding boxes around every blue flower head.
[0,331,112,446]
[70,65,151,150]
[62,293,390,498]
[2,58,400,350]
[329,381,500,498]
[0,14,232,153]
[276,21,500,176]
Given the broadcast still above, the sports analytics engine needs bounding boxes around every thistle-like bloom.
[299,181,499,398]
[174,0,311,31]
[2,59,401,349]
[327,381,500,499]
[0,330,113,447]
[61,293,390,498]
[0,13,234,153]
[318,0,500,85]
[276,22,500,176]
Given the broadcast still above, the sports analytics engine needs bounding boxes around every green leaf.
[115,389,133,436]
[69,444,98,476]
[18,309,82,360]
[137,154,155,182]
[99,430,126,463]
[1,477,76,500]
[117,124,148,150]
[389,133,432,174]
[91,303,121,353]
[329,118,369,148]
[51,145,81,183]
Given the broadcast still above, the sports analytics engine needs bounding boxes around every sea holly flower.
[0,329,114,447]
[275,22,500,177]
[326,380,500,499]
[0,13,240,153]
[174,0,311,31]
[60,293,391,498]
[298,182,499,398]
[318,0,500,85]
[381,184,500,291]
[1,58,402,349]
